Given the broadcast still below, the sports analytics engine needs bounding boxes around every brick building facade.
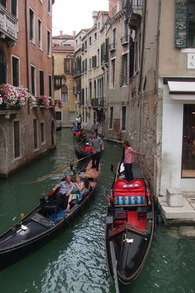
[0,0,55,177]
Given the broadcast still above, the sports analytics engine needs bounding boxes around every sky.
[52,0,109,36]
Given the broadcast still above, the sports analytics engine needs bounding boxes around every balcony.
[121,35,129,45]
[54,75,66,90]
[0,4,18,46]
[91,98,105,108]
[109,42,116,52]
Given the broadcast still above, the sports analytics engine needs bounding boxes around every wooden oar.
[25,153,94,184]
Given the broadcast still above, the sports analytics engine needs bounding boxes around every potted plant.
[54,99,63,108]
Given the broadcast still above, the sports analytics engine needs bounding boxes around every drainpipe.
[138,0,147,103]
[25,0,30,94]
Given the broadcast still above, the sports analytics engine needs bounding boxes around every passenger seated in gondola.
[52,176,73,209]
[65,176,85,212]
[71,123,78,133]
[81,142,93,153]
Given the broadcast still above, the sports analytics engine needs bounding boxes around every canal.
[0,130,194,293]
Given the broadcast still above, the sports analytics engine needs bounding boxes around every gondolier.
[123,141,145,182]
[89,131,104,171]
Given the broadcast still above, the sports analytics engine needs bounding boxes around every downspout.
[138,0,147,104]
[25,0,30,114]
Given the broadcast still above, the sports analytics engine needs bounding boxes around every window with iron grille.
[14,121,20,158]
[56,111,62,121]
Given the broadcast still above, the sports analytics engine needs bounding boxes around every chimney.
[73,31,76,37]
[92,11,98,25]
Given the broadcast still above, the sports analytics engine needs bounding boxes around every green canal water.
[0,130,194,293]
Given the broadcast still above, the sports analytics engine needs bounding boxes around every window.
[121,106,126,131]
[94,80,96,99]
[31,65,36,96]
[109,107,113,129]
[47,30,51,56]
[64,58,73,74]
[33,119,38,149]
[0,1,6,7]
[29,8,35,42]
[61,92,68,102]
[56,111,62,121]
[61,84,68,102]
[40,122,45,143]
[11,0,17,17]
[47,0,51,13]
[110,59,115,88]
[48,75,52,96]
[0,48,6,84]
[89,58,92,70]
[38,19,42,49]
[12,56,19,86]
[110,28,116,50]
[92,55,97,68]
[175,0,195,48]
[182,104,195,177]
[97,49,100,67]
[120,53,128,86]
[14,121,20,158]
[89,81,92,99]
[89,37,92,45]
[39,70,44,95]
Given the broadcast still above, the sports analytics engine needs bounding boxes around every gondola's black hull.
[105,162,154,286]
[106,217,154,285]
[75,147,91,160]
[0,160,99,270]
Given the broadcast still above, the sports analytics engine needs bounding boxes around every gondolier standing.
[123,141,145,182]
[90,131,104,171]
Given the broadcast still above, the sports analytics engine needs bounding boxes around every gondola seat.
[114,195,146,206]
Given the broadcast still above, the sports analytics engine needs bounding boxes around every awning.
[167,80,195,101]
[168,81,195,94]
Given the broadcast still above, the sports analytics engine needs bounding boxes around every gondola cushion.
[114,179,145,193]
[115,195,146,206]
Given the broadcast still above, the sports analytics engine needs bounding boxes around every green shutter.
[175,0,188,48]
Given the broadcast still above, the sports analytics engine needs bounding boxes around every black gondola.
[56,125,62,131]
[105,162,154,287]
[0,159,100,271]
